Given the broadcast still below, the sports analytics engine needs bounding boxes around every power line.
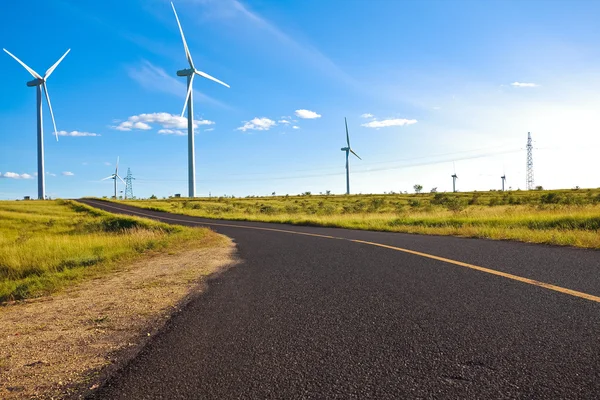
[134,147,524,184]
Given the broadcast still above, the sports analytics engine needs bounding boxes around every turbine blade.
[350,149,362,160]
[181,73,195,117]
[195,69,230,88]
[42,83,59,141]
[101,175,115,181]
[117,175,126,185]
[44,49,70,79]
[116,157,119,174]
[345,117,350,147]
[171,2,195,69]
[3,48,42,80]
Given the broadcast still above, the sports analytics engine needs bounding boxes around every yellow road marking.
[83,200,600,304]
[350,240,600,303]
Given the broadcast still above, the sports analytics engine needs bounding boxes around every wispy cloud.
[511,82,539,88]
[191,0,355,86]
[104,162,111,166]
[57,130,101,137]
[295,109,321,119]
[278,119,291,124]
[0,172,34,179]
[62,171,75,176]
[158,129,186,136]
[361,118,418,128]
[46,172,57,177]
[292,126,300,130]
[113,112,214,132]
[361,113,374,119]
[237,117,276,132]
[127,60,229,109]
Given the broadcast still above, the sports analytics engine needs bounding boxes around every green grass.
[0,199,223,302]
[115,188,600,249]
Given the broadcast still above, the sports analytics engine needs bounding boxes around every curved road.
[80,199,600,399]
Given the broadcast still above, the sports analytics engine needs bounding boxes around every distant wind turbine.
[451,162,458,193]
[501,174,507,192]
[101,157,126,199]
[341,118,361,195]
[171,2,230,198]
[3,48,70,200]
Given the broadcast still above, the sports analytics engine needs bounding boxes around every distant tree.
[272,192,276,196]
[430,187,438,193]
[326,190,331,196]
[150,194,157,199]
[413,184,423,194]
[535,186,544,191]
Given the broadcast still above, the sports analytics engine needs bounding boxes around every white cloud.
[361,118,418,128]
[1,172,34,179]
[511,82,539,88]
[361,113,374,119]
[278,119,291,124]
[237,117,277,132]
[292,126,300,129]
[158,129,186,136]
[205,128,215,132]
[46,172,57,177]
[62,171,74,176]
[104,162,111,166]
[57,130,101,137]
[113,113,214,132]
[295,109,321,119]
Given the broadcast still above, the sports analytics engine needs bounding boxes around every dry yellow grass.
[0,199,224,301]
[117,189,600,248]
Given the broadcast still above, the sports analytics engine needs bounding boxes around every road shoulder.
[0,241,238,399]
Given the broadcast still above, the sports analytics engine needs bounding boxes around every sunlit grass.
[0,200,223,302]
[116,188,600,249]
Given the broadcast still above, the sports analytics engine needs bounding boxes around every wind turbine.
[101,157,126,199]
[501,174,506,191]
[451,162,458,193]
[3,48,70,200]
[341,118,361,195]
[171,2,230,198]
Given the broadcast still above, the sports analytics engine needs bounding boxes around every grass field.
[116,188,600,249]
[0,199,223,302]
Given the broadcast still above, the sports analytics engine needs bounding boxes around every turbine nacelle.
[26,78,44,87]
[341,147,349,152]
[177,68,194,77]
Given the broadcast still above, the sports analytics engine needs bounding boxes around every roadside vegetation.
[0,200,223,302]
[117,188,600,249]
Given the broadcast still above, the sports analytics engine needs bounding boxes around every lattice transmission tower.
[526,132,534,190]
[124,168,135,199]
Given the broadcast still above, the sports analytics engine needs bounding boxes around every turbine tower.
[124,168,135,199]
[526,132,534,190]
[451,162,458,193]
[171,2,230,198]
[501,174,506,191]
[341,118,361,195]
[101,157,125,199]
[451,173,458,193]
[3,48,70,200]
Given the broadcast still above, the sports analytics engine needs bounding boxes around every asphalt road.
[80,199,600,399]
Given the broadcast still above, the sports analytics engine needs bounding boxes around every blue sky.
[2,0,600,199]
